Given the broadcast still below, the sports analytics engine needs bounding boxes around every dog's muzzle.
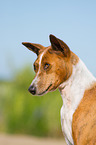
[28,84,36,95]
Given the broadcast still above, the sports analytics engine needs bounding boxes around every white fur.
[31,47,49,86]
[31,51,45,86]
[59,59,96,145]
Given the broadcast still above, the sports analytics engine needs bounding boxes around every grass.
[0,66,63,137]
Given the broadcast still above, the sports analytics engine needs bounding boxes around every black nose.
[28,85,36,95]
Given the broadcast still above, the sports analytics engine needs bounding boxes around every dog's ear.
[49,34,70,57]
[22,42,44,55]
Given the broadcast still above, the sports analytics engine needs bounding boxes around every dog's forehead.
[35,46,52,63]
[41,49,53,61]
[34,46,64,66]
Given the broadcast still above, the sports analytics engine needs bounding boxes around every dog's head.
[22,35,73,95]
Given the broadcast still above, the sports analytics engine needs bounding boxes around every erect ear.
[49,34,70,57]
[22,42,44,55]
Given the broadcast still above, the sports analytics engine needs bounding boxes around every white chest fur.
[59,59,96,145]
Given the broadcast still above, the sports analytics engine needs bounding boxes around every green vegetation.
[0,66,63,137]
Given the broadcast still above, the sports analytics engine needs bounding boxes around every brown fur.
[70,51,79,65]
[72,83,96,145]
[22,35,96,144]
[22,35,79,95]
[33,46,73,94]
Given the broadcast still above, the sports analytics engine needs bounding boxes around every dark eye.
[33,63,39,73]
[34,64,36,71]
[44,63,50,70]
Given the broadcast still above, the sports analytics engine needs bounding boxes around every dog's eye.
[33,63,39,73]
[34,64,36,72]
[44,63,50,70]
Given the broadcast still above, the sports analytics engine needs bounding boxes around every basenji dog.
[22,35,96,145]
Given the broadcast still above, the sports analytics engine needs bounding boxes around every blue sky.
[0,0,96,79]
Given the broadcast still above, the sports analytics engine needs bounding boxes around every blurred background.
[0,0,96,144]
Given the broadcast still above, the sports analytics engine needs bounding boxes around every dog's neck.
[59,58,96,112]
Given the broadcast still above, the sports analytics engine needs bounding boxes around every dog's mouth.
[38,84,52,95]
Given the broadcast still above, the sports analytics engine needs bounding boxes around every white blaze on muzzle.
[29,48,49,95]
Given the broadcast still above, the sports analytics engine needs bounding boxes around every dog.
[22,35,96,145]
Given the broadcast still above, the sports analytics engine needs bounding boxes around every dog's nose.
[28,85,36,95]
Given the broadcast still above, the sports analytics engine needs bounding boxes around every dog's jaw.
[38,84,52,95]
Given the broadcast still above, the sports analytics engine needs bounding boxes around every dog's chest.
[59,75,87,144]
[61,105,74,145]
[59,60,96,145]
[60,86,75,144]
